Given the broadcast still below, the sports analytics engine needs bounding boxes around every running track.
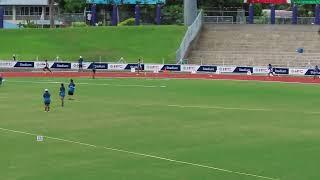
[1,71,320,84]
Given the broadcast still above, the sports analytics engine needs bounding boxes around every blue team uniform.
[60,86,65,98]
[68,82,75,95]
[43,92,51,105]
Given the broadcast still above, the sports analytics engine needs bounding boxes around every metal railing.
[247,16,316,25]
[57,13,85,25]
[204,16,234,24]
[203,10,246,24]
[176,10,203,63]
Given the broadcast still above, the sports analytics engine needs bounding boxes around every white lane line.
[0,127,279,180]
[6,80,166,88]
[167,104,320,114]
[168,104,272,112]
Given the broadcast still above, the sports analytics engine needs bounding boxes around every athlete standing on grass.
[68,79,76,100]
[43,89,51,112]
[59,83,66,107]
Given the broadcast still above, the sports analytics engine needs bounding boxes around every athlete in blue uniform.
[43,89,51,112]
[68,79,76,100]
[59,83,65,107]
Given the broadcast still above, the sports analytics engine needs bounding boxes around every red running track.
[1,71,320,84]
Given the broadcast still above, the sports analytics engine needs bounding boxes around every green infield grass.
[0,78,320,180]
[0,26,185,63]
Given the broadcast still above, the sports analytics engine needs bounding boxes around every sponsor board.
[88,63,108,69]
[71,62,91,69]
[14,61,34,68]
[34,61,47,69]
[1,60,319,77]
[305,69,320,76]
[161,65,181,71]
[0,61,15,68]
[34,61,55,69]
[125,64,144,70]
[197,65,217,72]
[234,66,253,73]
[253,67,269,74]
[289,68,308,75]
[181,65,200,72]
[51,62,71,69]
[108,63,127,70]
[144,64,163,72]
[218,66,236,73]
[274,68,289,75]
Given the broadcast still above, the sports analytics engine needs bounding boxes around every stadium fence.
[176,10,203,63]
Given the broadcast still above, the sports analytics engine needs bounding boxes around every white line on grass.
[6,80,167,88]
[167,104,320,114]
[168,104,272,112]
[0,127,279,180]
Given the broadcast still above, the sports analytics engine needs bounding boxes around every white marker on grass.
[36,135,44,142]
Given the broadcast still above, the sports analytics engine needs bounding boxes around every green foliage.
[298,4,315,17]
[71,22,88,27]
[253,4,263,16]
[23,21,37,28]
[62,0,86,13]
[162,5,183,25]
[118,18,136,26]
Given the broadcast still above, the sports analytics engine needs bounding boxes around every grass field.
[1,77,320,180]
[0,26,185,63]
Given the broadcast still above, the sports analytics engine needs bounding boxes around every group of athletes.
[43,56,97,79]
[43,79,76,112]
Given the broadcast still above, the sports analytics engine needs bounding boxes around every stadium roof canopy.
[0,0,48,5]
[87,0,165,4]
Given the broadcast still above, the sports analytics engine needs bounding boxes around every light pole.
[184,0,198,26]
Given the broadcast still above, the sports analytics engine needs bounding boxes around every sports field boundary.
[1,71,320,85]
[0,127,280,180]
